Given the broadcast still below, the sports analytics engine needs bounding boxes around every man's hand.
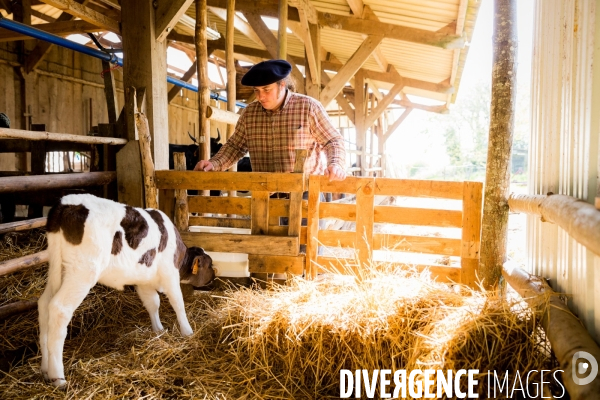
[324,164,346,182]
[194,160,214,171]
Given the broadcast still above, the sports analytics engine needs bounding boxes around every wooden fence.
[156,169,483,286]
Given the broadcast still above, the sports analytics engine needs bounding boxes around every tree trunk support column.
[480,0,517,288]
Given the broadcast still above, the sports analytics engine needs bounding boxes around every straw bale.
[0,231,557,399]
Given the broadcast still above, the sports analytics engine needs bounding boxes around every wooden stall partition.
[305,176,483,285]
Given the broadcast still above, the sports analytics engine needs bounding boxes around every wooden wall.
[0,41,227,171]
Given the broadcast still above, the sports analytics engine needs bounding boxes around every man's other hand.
[194,160,214,171]
[324,164,346,182]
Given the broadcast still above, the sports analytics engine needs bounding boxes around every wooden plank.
[206,105,240,125]
[372,234,462,256]
[0,217,47,235]
[0,20,101,42]
[39,0,120,33]
[374,206,463,228]
[306,174,321,279]
[461,181,482,287]
[320,202,356,220]
[189,216,251,229]
[248,255,304,274]
[180,231,299,256]
[374,178,464,199]
[318,12,464,49]
[355,178,375,268]
[318,229,355,247]
[155,170,304,192]
[317,175,369,193]
[173,153,189,231]
[320,35,383,108]
[268,198,289,217]
[251,191,269,235]
[287,149,307,237]
[0,127,127,145]
[156,0,194,42]
[0,171,116,193]
[0,250,49,277]
[159,188,175,221]
[188,196,250,214]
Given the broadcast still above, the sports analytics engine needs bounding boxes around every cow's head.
[181,247,215,287]
[210,129,222,157]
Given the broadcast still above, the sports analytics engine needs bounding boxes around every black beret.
[241,59,292,86]
[0,113,10,129]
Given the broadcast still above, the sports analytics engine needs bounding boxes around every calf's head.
[181,247,215,287]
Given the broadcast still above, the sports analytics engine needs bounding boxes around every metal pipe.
[0,16,246,108]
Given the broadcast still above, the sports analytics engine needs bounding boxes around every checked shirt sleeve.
[309,100,346,169]
[209,109,249,171]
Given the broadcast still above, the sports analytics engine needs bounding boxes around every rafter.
[364,77,404,128]
[383,107,412,143]
[319,12,464,49]
[208,6,262,46]
[345,0,363,18]
[297,8,318,84]
[287,0,317,24]
[156,0,194,42]
[243,10,305,92]
[320,34,383,107]
[39,0,120,33]
[363,69,453,94]
[0,20,100,42]
[168,61,197,103]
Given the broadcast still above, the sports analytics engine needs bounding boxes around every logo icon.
[572,351,598,385]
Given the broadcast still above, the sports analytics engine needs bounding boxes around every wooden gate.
[156,169,482,286]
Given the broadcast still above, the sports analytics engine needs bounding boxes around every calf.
[38,194,214,388]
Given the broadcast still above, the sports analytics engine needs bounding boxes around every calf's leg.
[136,285,164,332]
[161,274,193,336]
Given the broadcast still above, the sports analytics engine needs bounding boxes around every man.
[194,59,346,182]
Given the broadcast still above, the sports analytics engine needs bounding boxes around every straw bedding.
[1,231,557,399]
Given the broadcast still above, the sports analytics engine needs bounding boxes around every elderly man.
[194,59,346,182]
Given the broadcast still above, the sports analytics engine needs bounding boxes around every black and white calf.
[38,194,214,387]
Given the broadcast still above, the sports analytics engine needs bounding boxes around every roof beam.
[287,0,317,24]
[0,20,101,42]
[362,69,453,94]
[364,74,404,128]
[345,0,363,18]
[156,0,194,42]
[208,6,262,46]
[320,34,383,107]
[38,0,120,33]
[343,89,448,114]
[243,10,305,92]
[297,8,318,84]
[383,107,412,143]
[168,61,197,103]
[319,12,464,49]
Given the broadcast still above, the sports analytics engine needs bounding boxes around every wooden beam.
[383,107,412,143]
[243,10,305,93]
[208,5,262,45]
[0,19,100,42]
[298,8,318,84]
[101,60,119,123]
[305,22,320,96]
[287,0,317,24]
[196,0,211,164]
[31,9,57,22]
[0,0,12,13]
[364,78,404,128]
[345,0,363,18]
[0,172,117,193]
[319,12,464,49]
[320,35,383,107]
[225,0,237,176]
[362,69,453,94]
[277,0,288,59]
[167,61,197,103]
[156,0,194,42]
[38,0,120,33]
[0,127,127,144]
[321,70,354,123]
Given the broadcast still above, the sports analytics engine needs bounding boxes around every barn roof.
[0,0,482,111]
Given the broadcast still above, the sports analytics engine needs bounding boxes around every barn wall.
[528,0,600,343]
[0,41,227,172]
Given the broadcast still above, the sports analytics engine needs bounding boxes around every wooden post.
[225,0,237,183]
[305,22,320,99]
[354,71,366,176]
[101,60,119,124]
[288,149,308,237]
[461,181,483,287]
[355,178,374,272]
[277,0,288,59]
[173,153,189,232]
[29,124,46,218]
[121,0,169,170]
[0,250,48,277]
[480,0,517,288]
[196,0,211,165]
[306,175,321,279]
[136,112,158,209]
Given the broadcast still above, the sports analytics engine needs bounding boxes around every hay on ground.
[0,231,557,399]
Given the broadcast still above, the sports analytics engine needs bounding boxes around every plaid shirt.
[209,91,345,174]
